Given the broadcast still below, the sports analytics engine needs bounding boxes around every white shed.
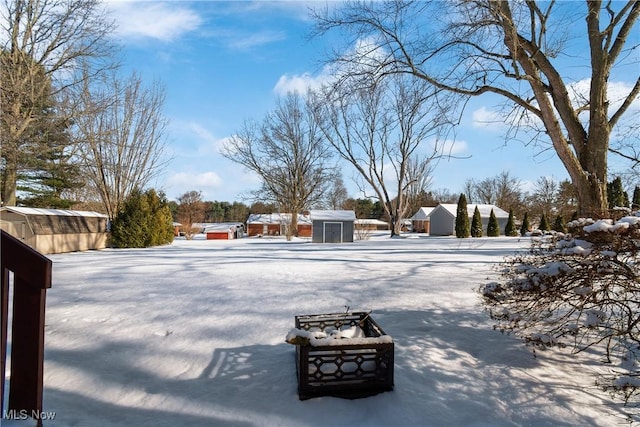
[429,203,510,236]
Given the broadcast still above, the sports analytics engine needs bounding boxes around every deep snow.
[4,233,635,426]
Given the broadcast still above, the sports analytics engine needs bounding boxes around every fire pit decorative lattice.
[285,311,394,400]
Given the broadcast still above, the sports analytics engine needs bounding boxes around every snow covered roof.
[411,207,435,220]
[355,219,388,226]
[1,206,107,218]
[309,210,356,221]
[436,203,509,218]
[246,213,311,225]
[203,223,243,233]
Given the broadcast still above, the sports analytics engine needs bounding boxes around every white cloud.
[273,71,332,95]
[431,139,468,156]
[107,2,202,42]
[167,171,223,189]
[227,30,286,50]
[568,78,639,115]
[273,37,386,96]
[185,123,230,156]
[471,107,504,129]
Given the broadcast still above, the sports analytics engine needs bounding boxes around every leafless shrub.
[481,216,640,408]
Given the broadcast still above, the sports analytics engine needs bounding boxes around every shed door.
[324,222,342,243]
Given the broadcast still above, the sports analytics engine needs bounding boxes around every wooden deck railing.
[1,230,52,426]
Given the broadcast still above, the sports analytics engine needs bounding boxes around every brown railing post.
[1,268,8,413]
[1,230,52,425]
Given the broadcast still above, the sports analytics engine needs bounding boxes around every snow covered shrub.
[480,216,640,405]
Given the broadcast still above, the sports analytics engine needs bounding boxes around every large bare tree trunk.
[314,0,640,218]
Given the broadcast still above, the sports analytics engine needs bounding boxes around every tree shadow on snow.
[39,307,631,426]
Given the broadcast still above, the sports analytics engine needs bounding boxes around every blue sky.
[105,1,638,203]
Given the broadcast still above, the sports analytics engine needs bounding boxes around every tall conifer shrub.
[539,213,550,231]
[455,194,470,238]
[487,209,500,237]
[110,188,174,248]
[505,209,518,236]
[471,206,483,237]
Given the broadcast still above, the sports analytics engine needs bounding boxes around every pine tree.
[17,124,82,208]
[539,213,550,231]
[455,193,470,238]
[520,212,530,236]
[487,208,500,236]
[110,188,174,248]
[632,186,640,211]
[146,189,174,246]
[110,189,149,248]
[552,215,566,233]
[607,177,629,209]
[10,68,81,208]
[505,209,518,236]
[471,206,483,237]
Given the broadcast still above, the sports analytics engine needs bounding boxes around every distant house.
[410,207,435,233]
[173,222,182,236]
[429,203,510,236]
[203,223,244,240]
[0,206,108,254]
[354,218,389,231]
[246,213,312,237]
[310,210,356,243]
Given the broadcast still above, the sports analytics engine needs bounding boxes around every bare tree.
[326,174,349,209]
[526,176,560,221]
[176,190,205,240]
[481,218,640,409]
[313,76,452,236]
[555,179,579,221]
[465,171,524,215]
[73,70,169,220]
[0,0,116,206]
[314,1,640,217]
[221,92,335,240]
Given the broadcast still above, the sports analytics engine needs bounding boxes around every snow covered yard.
[6,234,633,426]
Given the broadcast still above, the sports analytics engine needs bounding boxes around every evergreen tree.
[17,121,82,208]
[607,177,629,208]
[110,188,174,248]
[455,193,470,238]
[110,189,148,248]
[552,214,566,233]
[505,209,518,236]
[539,213,550,231]
[520,212,530,236]
[471,206,483,237]
[146,189,174,246]
[4,54,81,208]
[632,186,640,211]
[487,208,500,236]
